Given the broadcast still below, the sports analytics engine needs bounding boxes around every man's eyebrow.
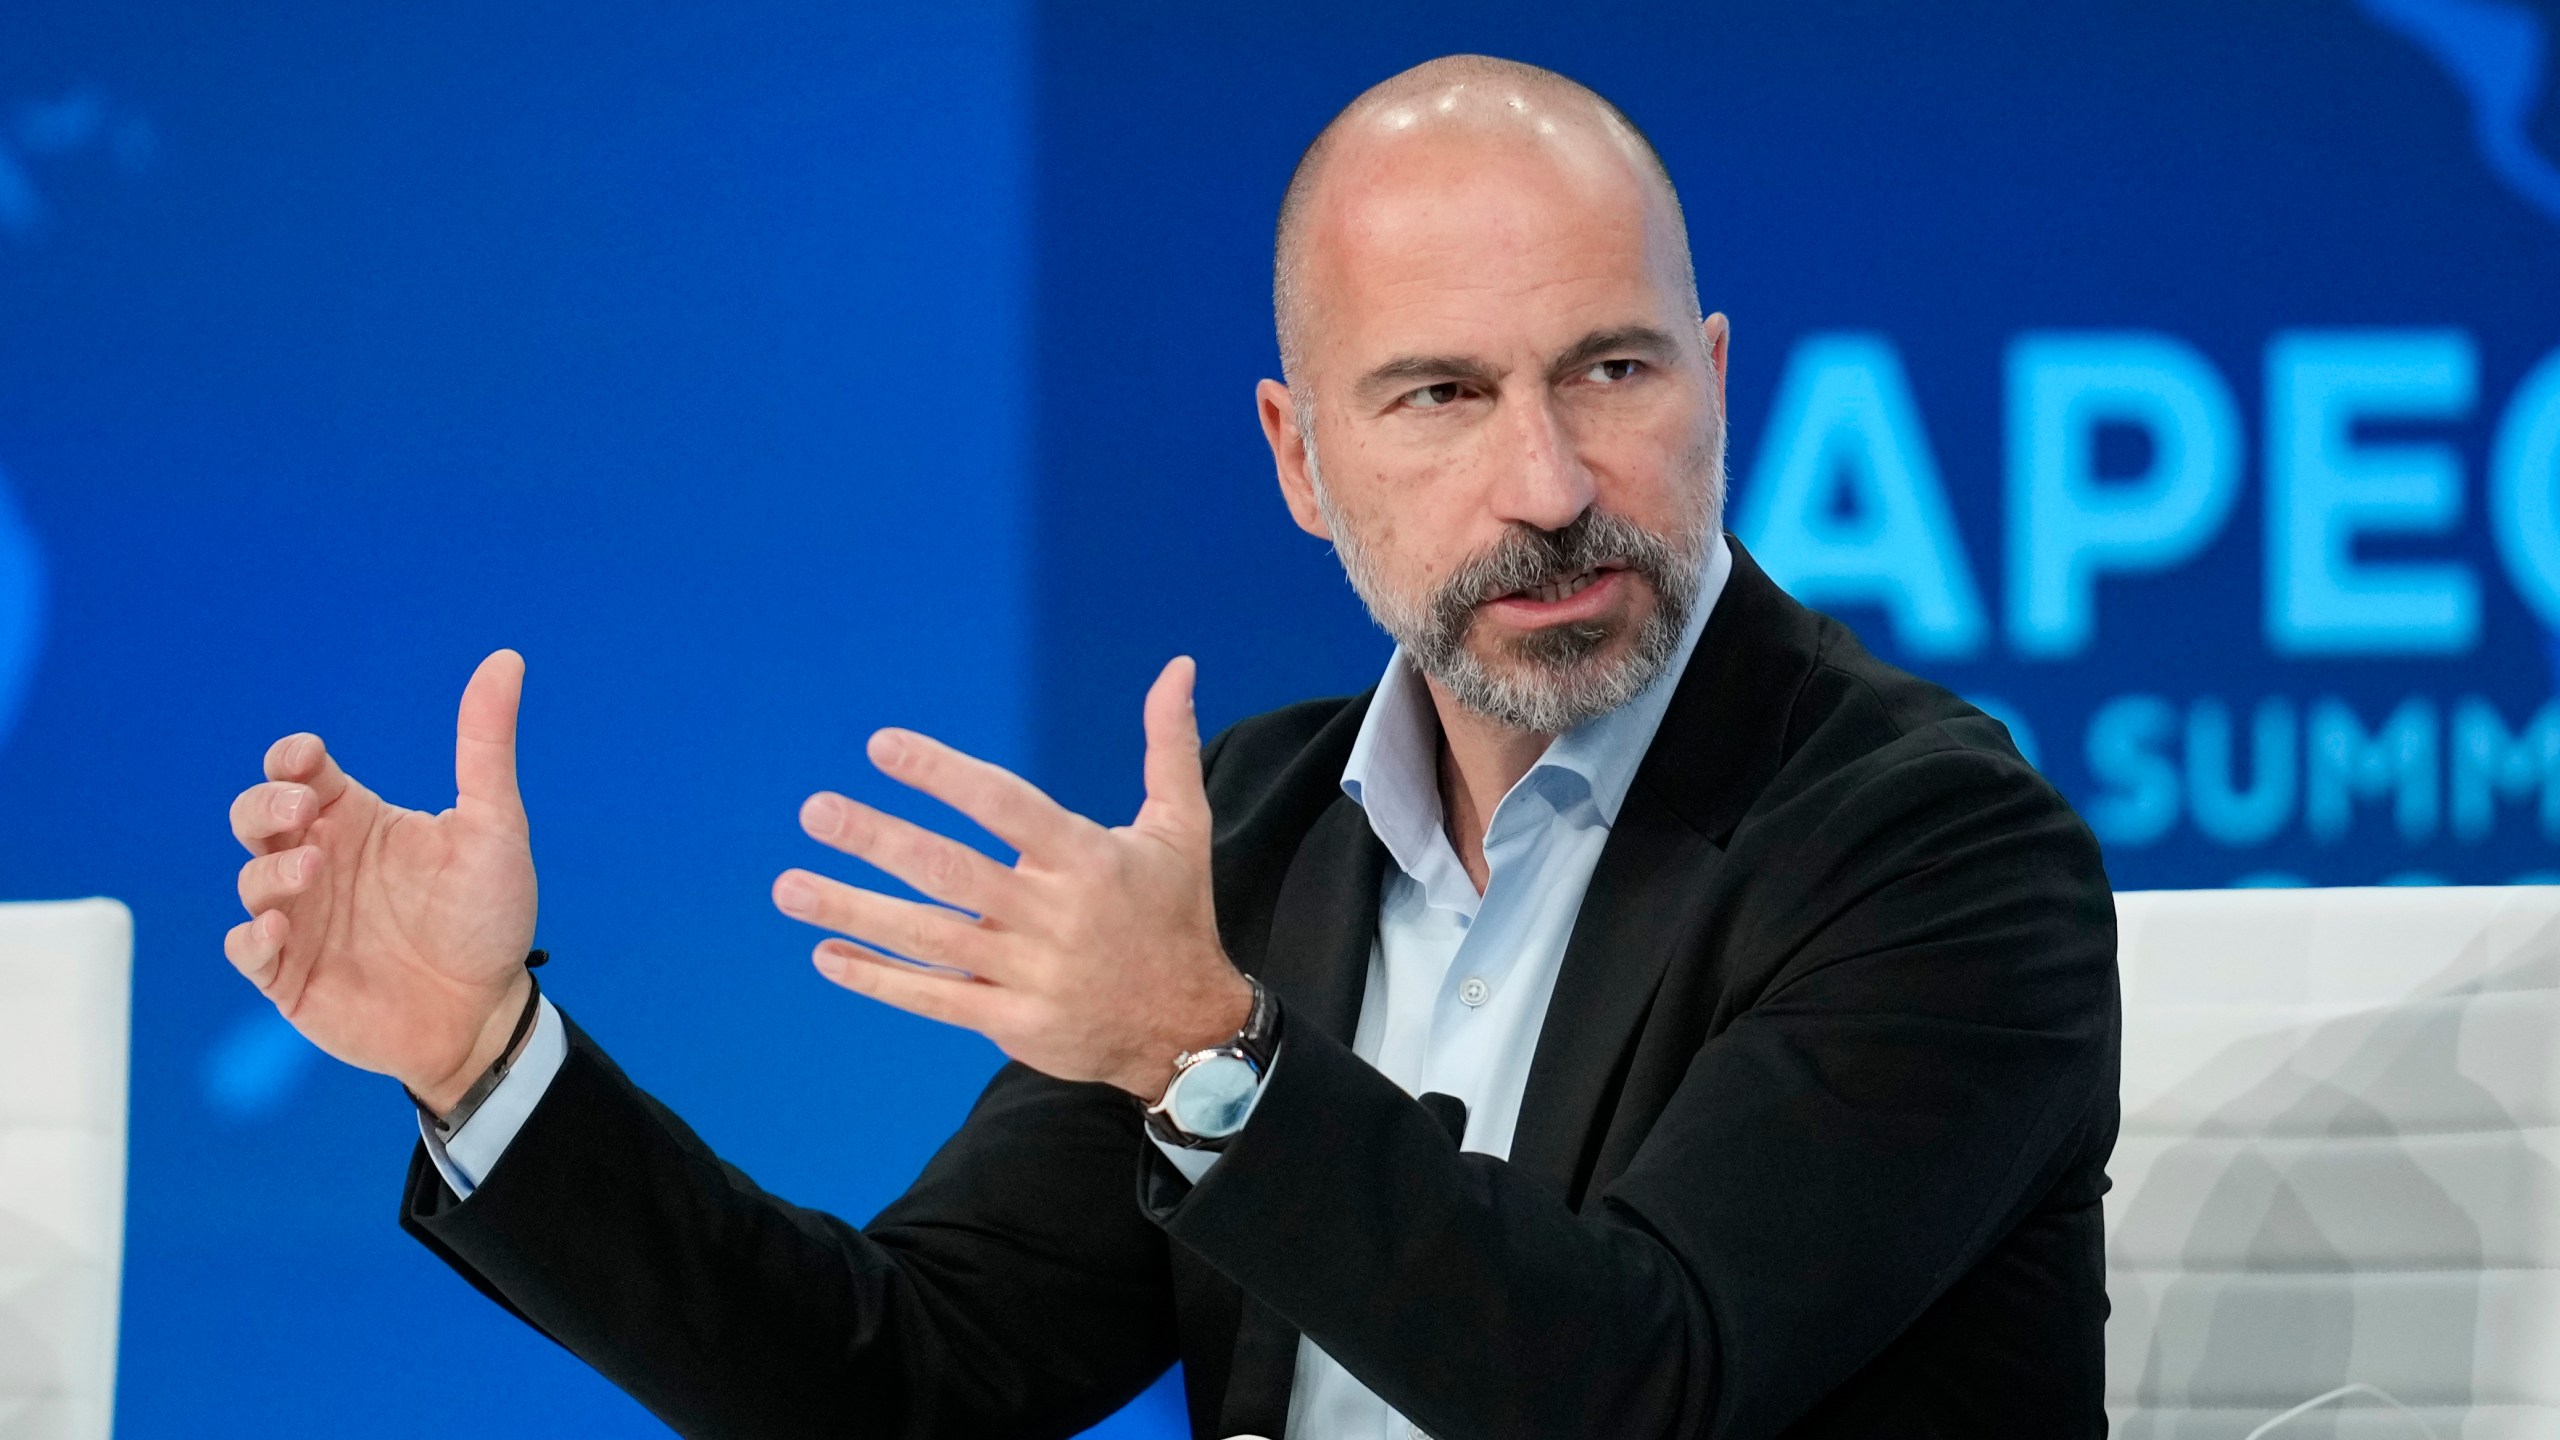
[1550,325,1682,377]
[1354,354,1502,405]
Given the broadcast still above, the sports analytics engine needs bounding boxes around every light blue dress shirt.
[421,534,1733,1440]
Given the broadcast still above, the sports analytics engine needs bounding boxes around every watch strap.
[1230,972,1281,1069]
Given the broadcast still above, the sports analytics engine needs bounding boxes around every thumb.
[1136,656,1208,839]
[454,648,526,823]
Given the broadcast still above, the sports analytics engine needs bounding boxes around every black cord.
[406,950,547,1135]
[494,966,543,1061]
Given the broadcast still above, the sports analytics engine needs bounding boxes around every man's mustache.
[1427,511,1679,626]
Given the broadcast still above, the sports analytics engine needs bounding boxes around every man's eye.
[1584,359,1643,384]
[1405,382,1466,410]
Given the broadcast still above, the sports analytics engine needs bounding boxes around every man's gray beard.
[1306,435,1714,735]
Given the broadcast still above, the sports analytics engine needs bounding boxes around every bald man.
[224,55,2117,1440]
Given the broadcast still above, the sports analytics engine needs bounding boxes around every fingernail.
[803,793,844,836]
[775,875,816,916]
[870,730,907,765]
[275,790,304,824]
[280,851,305,884]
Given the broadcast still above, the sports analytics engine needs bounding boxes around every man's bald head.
[1273,55,1699,386]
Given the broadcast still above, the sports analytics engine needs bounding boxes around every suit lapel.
[1509,540,1821,1205]
[1221,792,1385,1437]
[1248,794,1383,1041]
[1507,789,1721,1204]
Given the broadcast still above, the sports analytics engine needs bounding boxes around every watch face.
[1169,1051,1261,1139]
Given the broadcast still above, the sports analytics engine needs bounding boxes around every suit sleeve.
[400,1023,1178,1440]
[1140,732,2118,1440]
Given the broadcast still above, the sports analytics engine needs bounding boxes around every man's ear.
[1701,312,1731,416]
[1258,378,1331,539]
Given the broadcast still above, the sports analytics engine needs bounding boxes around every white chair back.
[0,899,132,1440]
[2108,886,2560,1439]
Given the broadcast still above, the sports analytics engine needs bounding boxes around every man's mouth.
[1502,565,1617,605]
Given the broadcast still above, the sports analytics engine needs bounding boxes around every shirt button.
[1459,976,1491,1007]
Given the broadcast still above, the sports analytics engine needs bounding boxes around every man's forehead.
[1335,258,1668,372]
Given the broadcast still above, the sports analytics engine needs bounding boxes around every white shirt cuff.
[418,994,568,1199]
[1151,1135,1222,1184]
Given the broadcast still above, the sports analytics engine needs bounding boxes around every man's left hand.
[773,656,1250,1100]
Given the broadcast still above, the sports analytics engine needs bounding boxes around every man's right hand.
[224,649,541,1115]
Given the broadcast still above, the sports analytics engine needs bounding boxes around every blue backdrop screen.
[0,3,2550,1435]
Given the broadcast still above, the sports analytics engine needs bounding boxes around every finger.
[773,869,1013,976]
[224,910,288,991]
[454,649,526,822]
[230,781,319,854]
[238,845,322,914]
[800,792,1021,917]
[1136,655,1208,836]
[813,939,1008,1033]
[263,732,351,806]
[867,729,1095,861]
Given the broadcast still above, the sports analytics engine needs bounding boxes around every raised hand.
[772,656,1250,1099]
[224,650,541,1113]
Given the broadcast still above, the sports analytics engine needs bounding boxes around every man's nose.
[1488,392,1596,532]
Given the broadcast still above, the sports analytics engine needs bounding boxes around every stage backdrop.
[0,3,2550,1436]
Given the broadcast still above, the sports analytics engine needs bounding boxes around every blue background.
[0,2,2551,1434]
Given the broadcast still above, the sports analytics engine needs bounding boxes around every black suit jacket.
[403,541,2121,1439]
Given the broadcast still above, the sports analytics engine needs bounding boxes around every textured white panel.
[2118,994,2560,1134]
[2108,1271,2560,1405]
[2108,888,2560,1440]
[0,899,131,1440]
[2109,1130,2560,1269]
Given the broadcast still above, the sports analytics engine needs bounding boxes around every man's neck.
[1425,681,1553,894]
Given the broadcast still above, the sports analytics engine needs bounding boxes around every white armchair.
[0,899,132,1440]
[2108,886,2560,1439]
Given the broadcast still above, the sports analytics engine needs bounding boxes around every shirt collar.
[1340,532,1732,878]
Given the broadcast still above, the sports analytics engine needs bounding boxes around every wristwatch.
[1143,975,1283,1150]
